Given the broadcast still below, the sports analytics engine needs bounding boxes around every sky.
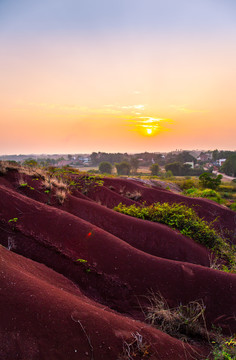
[1,0,236,155]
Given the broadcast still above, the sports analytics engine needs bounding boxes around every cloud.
[121,104,145,110]
[128,116,173,135]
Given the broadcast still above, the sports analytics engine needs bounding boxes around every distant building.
[184,161,194,169]
[197,153,212,162]
[189,150,201,159]
[77,156,92,165]
[217,159,226,167]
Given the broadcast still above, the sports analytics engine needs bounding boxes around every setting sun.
[147,128,152,135]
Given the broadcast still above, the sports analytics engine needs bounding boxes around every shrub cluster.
[114,202,235,270]
[184,187,223,204]
[114,202,221,249]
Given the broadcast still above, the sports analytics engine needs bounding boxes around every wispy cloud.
[128,116,173,135]
[121,104,145,110]
[134,117,162,129]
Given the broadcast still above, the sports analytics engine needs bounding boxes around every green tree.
[221,154,236,177]
[181,163,192,176]
[115,161,131,175]
[98,161,112,174]
[150,163,159,176]
[212,149,219,162]
[165,162,182,176]
[130,157,139,174]
[199,172,222,190]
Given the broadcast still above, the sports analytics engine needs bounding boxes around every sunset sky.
[1,0,236,155]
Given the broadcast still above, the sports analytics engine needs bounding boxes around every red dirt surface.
[0,167,235,359]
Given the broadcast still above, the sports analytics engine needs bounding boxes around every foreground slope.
[0,165,235,359]
[2,246,209,360]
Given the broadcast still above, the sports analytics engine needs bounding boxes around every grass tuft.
[145,292,209,342]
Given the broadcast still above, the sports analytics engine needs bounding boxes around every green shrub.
[199,172,222,190]
[180,179,196,190]
[172,178,199,190]
[207,336,236,360]
[98,161,112,174]
[184,188,223,204]
[114,202,235,269]
[150,163,159,176]
[115,161,131,175]
[159,170,174,179]
[221,192,230,199]
[219,185,235,192]
[230,202,236,211]
[114,202,222,249]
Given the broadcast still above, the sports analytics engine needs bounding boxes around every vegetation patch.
[114,202,236,271]
[229,202,236,211]
[206,334,236,360]
[125,190,142,201]
[145,292,236,359]
[145,292,208,342]
[184,188,223,204]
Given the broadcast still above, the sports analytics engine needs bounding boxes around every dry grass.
[50,177,69,190]
[208,254,222,271]
[41,177,52,190]
[119,186,142,201]
[18,174,28,187]
[55,189,67,204]
[118,332,151,360]
[145,292,209,342]
[0,161,8,174]
[0,161,21,174]
[18,165,47,180]
[125,190,142,201]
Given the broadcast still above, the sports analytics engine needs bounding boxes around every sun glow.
[128,116,171,137]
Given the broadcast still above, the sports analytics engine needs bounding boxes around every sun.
[146,128,152,135]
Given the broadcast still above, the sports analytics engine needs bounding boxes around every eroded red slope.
[0,168,235,360]
[1,246,207,360]
[0,184,235,334]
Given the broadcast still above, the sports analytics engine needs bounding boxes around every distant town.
[0,149,235,178]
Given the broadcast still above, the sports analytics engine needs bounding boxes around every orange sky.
[1,1,236,154]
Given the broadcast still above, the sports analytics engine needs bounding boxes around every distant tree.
[212,149,219,162]
[130,157,139,173]
[90,152,99,165]
[115,161,131,175]
[153,154,165,166]
[199,172,222,190]
[165,170,173,178]
[181,163,192,176]
[23,159,38,167]
[98,161,112,174]
[165,162,182,176]
[165,162,195,176]
[150,163,159,176]
[176,151,195,164]
[221,154,236,177]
